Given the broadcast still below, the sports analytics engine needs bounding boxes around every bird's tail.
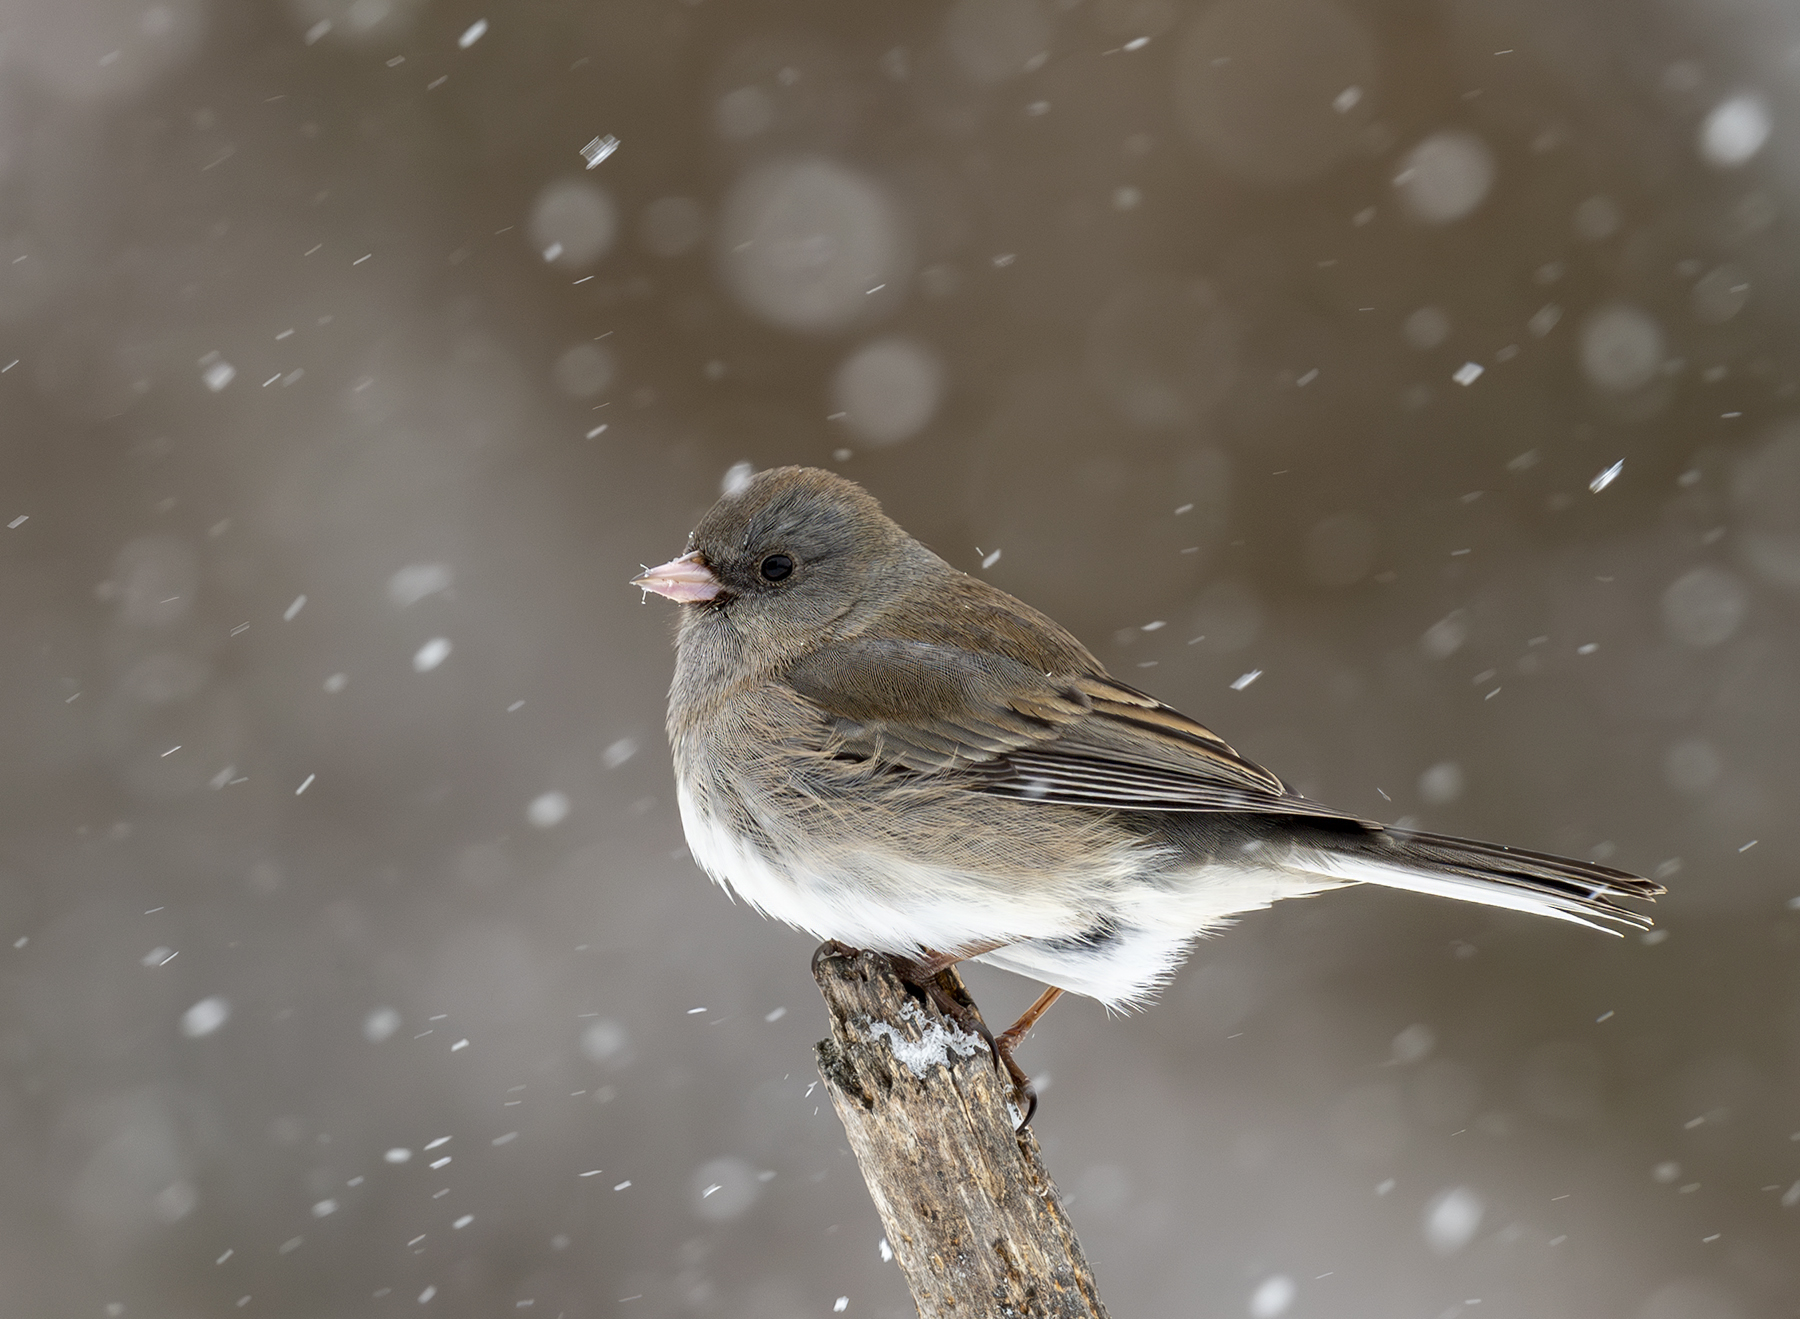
[1294,824,1663,934]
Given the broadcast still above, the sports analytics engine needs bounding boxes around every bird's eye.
[759,553,794,582]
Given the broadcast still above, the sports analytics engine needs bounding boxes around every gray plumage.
[639,467,1660,1010]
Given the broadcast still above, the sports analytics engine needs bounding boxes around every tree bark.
[812,946,1110,1319]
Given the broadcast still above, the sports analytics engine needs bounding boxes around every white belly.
[674,780,1335,1008]
[676,781,1094,955]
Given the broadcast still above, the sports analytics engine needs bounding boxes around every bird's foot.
[992,986,1064,1130]
[813,941,995,1056]
[810,938,860,978]
[894,953,1047,1129]
[817,940,1041,1129]
[993,1038,1039,1129]
[889,952,997,1052]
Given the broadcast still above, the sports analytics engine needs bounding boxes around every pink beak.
[632,551,722,603]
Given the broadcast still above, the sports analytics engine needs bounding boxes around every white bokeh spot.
[1700,94,1771,168]
[181,995,230,1038]
[529,178,618,269]
[718,158,911,333]
[1394,131,1495,224]
[832,338,945,445]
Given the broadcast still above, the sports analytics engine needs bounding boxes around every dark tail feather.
[1298,824,1664,934]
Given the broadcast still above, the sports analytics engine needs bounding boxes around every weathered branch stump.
[812,946,1109,1319]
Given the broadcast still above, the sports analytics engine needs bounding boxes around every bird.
[634,466,1660,1111]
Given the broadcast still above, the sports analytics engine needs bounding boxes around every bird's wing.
[783,637,1662,930]
[783,637,1352,818]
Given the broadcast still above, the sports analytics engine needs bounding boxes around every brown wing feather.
[784,634,1346,818]
[1075,675,1287,795]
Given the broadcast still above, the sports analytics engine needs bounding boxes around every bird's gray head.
[635,466,929,673]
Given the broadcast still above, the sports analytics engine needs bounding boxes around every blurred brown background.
[2,0,1798,1315]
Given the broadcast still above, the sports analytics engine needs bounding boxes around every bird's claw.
[810,938,859,978]
[893,955,1040,1128]
[993,1032,1040,1129]
[816,942,1041,1128]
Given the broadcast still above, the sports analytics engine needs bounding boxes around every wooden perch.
[812,946,1110,1319]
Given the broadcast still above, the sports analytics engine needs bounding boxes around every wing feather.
[785,638,1337,817]
[782,633,1662,926]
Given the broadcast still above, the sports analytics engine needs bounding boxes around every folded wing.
[785,637,1346,818]
[783,634,1662,932]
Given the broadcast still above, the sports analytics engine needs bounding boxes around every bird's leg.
[816,939,1050,1125]
[993,987,1065,1128]
[898,946,1066,1128]
[815,940,1004,1046]
[995,986,1065,1059]
[888,941,1007,1053]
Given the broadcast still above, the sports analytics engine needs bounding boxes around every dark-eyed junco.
[635,467,1659,1098]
